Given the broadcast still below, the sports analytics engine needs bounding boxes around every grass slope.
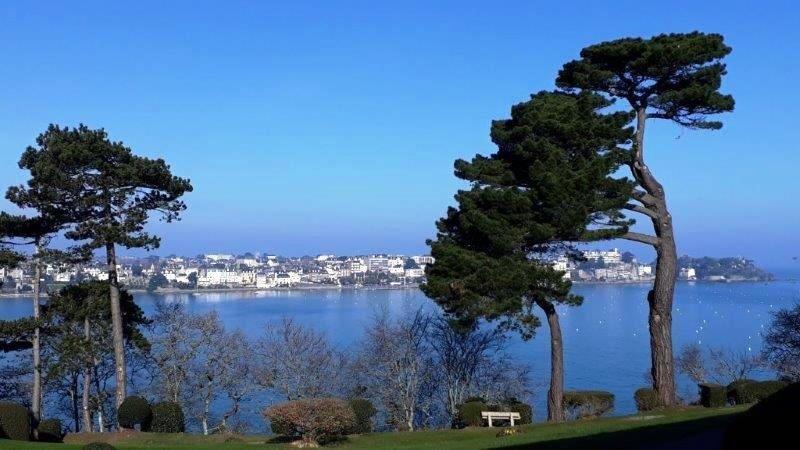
[1,405,746,450]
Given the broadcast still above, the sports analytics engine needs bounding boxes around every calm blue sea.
[2,278,799,425]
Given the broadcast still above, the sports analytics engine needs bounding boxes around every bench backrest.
[480,411,521,418]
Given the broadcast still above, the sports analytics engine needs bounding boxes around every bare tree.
[675,344,708,383]
[253,317,343,401]
[353,309,434,431]
[763,304,800,381]
[675,343,764,386]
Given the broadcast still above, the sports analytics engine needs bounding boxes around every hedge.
[563,390,615,419]
[457,401,487,427]
[150,402,185,433]
[634,388,659,412]
[727,380,789,405]
[348,398,376,434]
[0,401,30,441]
[37,418,63,443]
[698,383,726,407]
[723,382,798,450]
[503,399,532,425]
[117,396,152,430]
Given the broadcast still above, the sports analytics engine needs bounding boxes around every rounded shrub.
[264,398,356,445]
[0,401,31,441]
[723,382,798,450]
[37,418,63,443]
[457,401,488,427]
[502,398,533,425]
[563,391,615,420]
[348,398,376,434]
[725,379,756,405]
[698,383,726,408]
[117,396,152,430]
[150,401,185,433]
[634,388,659,412]
[83,443,116,450]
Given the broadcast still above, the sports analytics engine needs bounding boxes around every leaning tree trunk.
[630,108,678,407]
[31,241,43,423]
[535,298,565,422]
[105,241,127,411]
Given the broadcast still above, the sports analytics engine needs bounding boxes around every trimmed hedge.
[723,382,798,450]
[0,401,30,441]
[634,388,659,412]
[83,443,116,450]
[117,396,152,430]
[457,401,487,427]
[726,380,788,405]
[698,383,726,407]
[563,390,615,420]
[150,402,185,433]
[503,399,532,425]
[348,398,376,434]
[37,418,63,443]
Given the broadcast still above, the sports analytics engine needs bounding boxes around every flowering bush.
[264,398,356,445]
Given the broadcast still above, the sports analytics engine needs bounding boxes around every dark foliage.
[348,398,376,434]
[150,402,185,433]
[117,396,152,430]
[698,383,726,408]
[633,388,659,412]
[723,382,799,450]
[763,304,800,381]
[36,418,63,443]
[503,399,533,425]
[457,401,488,427]
[0,401,31,441]
[562,391,615,419]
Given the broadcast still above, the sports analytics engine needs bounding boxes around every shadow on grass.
[495,412,743,450]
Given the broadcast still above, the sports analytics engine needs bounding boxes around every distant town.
[0,249,773,295]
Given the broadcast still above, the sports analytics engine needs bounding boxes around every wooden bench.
[481,411,521,427]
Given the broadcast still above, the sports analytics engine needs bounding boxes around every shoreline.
[0,278,784,298]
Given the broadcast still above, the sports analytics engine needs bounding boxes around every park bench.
[481,411,521,427]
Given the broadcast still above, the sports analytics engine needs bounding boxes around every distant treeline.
[676,256,773,281]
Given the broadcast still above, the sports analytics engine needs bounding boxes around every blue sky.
[0,1,798,269]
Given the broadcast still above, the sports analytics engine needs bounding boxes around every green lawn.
[1,405,746,450]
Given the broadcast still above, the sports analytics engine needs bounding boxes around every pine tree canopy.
[556,32,734,129]
[422,91,634,338]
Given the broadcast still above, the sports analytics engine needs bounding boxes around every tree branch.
[624,203,659,220]
[622,232,660,247]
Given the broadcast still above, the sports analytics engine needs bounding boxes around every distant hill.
[675,256,774,281]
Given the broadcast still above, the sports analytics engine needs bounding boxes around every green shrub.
[634,388,659,412]
[502,398,533,425]
[723,382,798,450]
[83,443,116,450]
[348,398,376,434]
[0,401,31,441]
[457,401,488,427]
[37,418,63,443]
[150,401,185,433]
[698,383,726,407]
[562,391,615,420]
[728,380,788,404]
[117,396,152,430]
[725,379,756,405]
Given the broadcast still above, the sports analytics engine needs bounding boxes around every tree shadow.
[493,412,741,450]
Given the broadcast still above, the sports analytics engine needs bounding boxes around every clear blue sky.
[1,1,798,269]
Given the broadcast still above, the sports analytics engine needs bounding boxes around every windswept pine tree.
[17,124,192,413]
[557,32,735,406]
[422,91,633,421]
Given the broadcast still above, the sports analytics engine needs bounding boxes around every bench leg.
[511,417,515,427]
[488,417,493,427]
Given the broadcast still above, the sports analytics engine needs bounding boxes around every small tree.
[264,398,356,445]
[763,304,800,381]
[17,124,192,412]
[557,32,735,406]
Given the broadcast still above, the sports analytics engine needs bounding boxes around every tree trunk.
[71,375,80,432]
[31,241,43,423]
[82,318,93,432]
[105,241,127,412]
[536,298,565,422]
[630,108,677,407]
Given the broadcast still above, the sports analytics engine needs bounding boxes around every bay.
[2,280,799,425]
